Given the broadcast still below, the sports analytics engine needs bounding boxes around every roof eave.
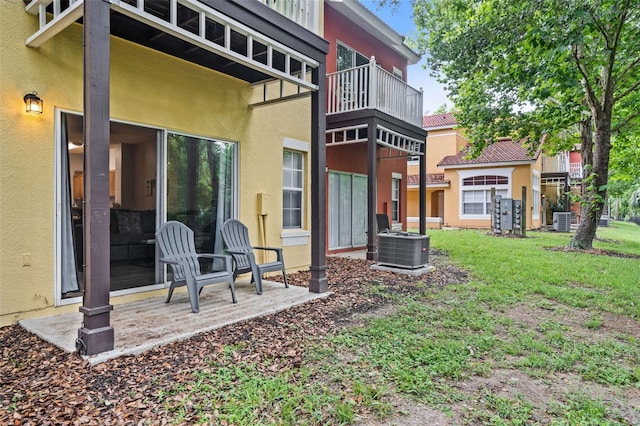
[328,0,421,64]
[438,160,537,169]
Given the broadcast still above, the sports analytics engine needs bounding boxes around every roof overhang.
[438,160,536,170]
[327,0,421,65]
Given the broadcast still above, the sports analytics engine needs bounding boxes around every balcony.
[569,162,583,179]
[25,0,320,90]
[542,152,583,179]
[326,59,423,128]
[257,0,320,33]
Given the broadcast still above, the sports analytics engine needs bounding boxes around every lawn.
[160,221,639,425]
[1,222,639,425]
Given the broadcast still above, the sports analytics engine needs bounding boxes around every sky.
[359,0,451,114]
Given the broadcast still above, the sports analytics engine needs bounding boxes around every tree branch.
[586,6,611,48]
[602,0,630,111]
[612,109,640,133]
[616,56,640,87]
[614,78,640,103]
[572,45,600,115]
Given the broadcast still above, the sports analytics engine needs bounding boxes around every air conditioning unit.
[377,233,430,269]
[553,212,571,232]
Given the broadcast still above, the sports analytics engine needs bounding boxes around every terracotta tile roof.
[437,138,540,167]
[407,173,449,186]
[422,113,457,129]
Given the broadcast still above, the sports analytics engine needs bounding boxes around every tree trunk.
[569,113,613,249]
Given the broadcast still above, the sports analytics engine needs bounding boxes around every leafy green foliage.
[409,0,640,248]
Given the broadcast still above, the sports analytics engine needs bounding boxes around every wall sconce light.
[24,92,43,114]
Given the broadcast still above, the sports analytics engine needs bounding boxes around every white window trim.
[283,138,309,233]
[392,66,403,80]
[391,174,401,222]
[532,169,541,220]
[458,168,514,220]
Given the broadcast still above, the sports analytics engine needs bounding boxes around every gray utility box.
[377,233,430,269]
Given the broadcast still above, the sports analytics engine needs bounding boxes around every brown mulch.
[0,255,468,425]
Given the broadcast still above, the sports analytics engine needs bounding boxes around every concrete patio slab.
[20,280,330,364]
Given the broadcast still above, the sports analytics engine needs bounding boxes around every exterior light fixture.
[24,92,43,114]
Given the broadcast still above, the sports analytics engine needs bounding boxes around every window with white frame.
[283,150,303,229]
[532,170,540,219]
[392,66,403,80]
[391,175,401,222]
[458,169,512,218]
[336,41,369,71]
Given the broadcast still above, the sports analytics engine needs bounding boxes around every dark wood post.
[77,0,114,355]
[419,132,427,235]
[309,62,328,293]
[366,119,377,261]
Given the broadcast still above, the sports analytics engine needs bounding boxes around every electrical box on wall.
[257,192,271,215]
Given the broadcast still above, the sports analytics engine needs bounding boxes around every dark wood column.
[309,62,328,293]
[77,0,114,355]
[419,132,427,235]
[366,120,377,261]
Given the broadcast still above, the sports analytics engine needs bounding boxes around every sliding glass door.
[328,172,367,250]
[166,133,236,256]
[58,114,237,302]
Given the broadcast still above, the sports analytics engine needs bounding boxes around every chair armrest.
[197,253,233,272]
[225,249,252,255]
[197,253,232,261]
[252,246,283,261]
[159,257,181,265]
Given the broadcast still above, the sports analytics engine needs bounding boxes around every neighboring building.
[541,145,584,226]
[0,0,329,352]
[408,113,549,230]
[324,0,427,259]
[437,137,544,229]
[407,113,463,228]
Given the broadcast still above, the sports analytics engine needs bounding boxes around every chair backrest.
[156,221,201,280]
[220,219,253,271]
[376,213,390,233]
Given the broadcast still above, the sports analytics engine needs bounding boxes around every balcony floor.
[19,280,329,364]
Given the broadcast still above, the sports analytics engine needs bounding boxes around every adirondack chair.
[156,221,236,313]
[220,219,289,295]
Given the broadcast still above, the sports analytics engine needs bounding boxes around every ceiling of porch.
[25,0,325,91]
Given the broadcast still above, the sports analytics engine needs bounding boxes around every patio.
[20,280,329,365]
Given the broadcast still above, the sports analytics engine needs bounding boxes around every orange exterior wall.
[442,162,543,229]
[324,4,408,78]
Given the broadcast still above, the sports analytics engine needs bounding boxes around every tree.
[408,0,640,249]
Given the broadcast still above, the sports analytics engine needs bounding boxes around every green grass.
[158,221,640,425]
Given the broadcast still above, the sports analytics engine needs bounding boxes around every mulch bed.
[0,255,468,425]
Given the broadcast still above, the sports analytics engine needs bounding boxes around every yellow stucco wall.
[442,164,542,229]
[0,1,312,325]
[425,128,465,174]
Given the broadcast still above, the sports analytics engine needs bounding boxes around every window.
[393,66,403,80]
[532,170,540,219]
[458,168,513,218]
[283,150,303,229]
[391,176,400,222]
[336,41,369,71]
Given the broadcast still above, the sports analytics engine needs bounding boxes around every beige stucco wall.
[442,163,542,229]
[425,128,465,174]
[0,1,312,325]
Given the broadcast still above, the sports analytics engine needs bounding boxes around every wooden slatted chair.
[156,221,236,313]
[220,219,289,295]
